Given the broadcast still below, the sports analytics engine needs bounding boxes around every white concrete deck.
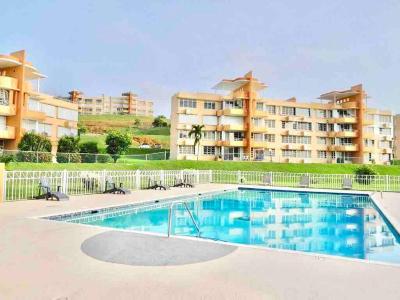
[0,185,400,300]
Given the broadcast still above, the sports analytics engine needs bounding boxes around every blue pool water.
[50,188,400,264]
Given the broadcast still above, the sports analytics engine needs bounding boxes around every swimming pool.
[45,188,400,264]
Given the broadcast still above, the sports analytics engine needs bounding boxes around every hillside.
[79,114,170,149]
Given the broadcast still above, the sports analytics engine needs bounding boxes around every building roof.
[319,90,360,101]
[212,71,267,92]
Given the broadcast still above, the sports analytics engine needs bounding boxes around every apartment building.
[0,50,78,153]
[70,90,154,116]
[393,115,400,159]
[170,72,393,164]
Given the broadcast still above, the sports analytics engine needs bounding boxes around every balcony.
[252,140,269,148]
[252,125,267,132]
[0,104,16,116]
[328,130,358,138]
[340,102,358,109]
[222,108,244,116]
[363,119,374,126]
[25,110,46,121]
[0,126,15,139]
[222,138,247,147]
[177,124,193,130]
[334,117,357,124]
[222,124,246,131]
[382,148,393,154]
[329,145,358,152]
[178,107,199,115]
[0,76,18,90]
[177,138,195,146]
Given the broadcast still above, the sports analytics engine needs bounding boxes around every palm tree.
[188,124,204,160]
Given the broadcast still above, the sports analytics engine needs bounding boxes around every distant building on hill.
[70,90,153,116]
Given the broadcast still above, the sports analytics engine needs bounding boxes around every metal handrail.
[168,201,200,237]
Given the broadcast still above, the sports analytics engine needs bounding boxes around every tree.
[355,166,377,185]
[77,124,87,138]
[152,115,168,127]
[57,136,81,163]
[188,124,204,160]
[17,132,52,162]
[105,130,132,162]
[133,118,142,128]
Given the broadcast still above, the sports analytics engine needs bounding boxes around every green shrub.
[56,153,81,163]
[79,141,99,163]
[355,166,377,185]
[0,154,15,164]
[16,151,52,162]
[18,132,52,152]
[96,154,111,163]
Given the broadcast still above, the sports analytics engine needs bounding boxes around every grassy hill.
[79,114,170,149]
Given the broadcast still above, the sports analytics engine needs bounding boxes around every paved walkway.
[0,185,400,299]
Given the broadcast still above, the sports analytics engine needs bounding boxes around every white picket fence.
[4,169,400,201]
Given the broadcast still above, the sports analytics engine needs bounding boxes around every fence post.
[237,170,241,183]
[0,163,5,202]
[101,169,107,191]
[160,170,165,185]
[196,170,200,184]
[164,151,167,160]
[136,170,141,189]
[62,170,68,194]
[386,175,389,191]
[209,170,212,183]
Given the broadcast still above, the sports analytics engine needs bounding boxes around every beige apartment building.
[393,114,400,159]
[0,50,78,153]
[170,72,393,164]
[70,90,153,116]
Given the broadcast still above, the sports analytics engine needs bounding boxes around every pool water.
[62,189,400,264]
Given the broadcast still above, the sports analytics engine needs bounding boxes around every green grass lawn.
[6,160,400,175]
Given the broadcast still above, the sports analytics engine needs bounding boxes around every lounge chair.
[34,178,69,201]
[183,174,194,188]
[263,173,272,186]
[173,177,185,187]
[103,177,131,194]
[299,175,310,188]
[147,178,166,190]
[342,177,352,190]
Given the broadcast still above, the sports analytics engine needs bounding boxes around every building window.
[265,119,275,128]
[282,150,311,158]
[296,108,310,117]
[256,102,263,111]
[379,115,392,123]
[179,99,197,108]
[293,122,312,131]
[179,130,189,138]
[316,110,327,118]
[264,134,275,142]
[281,106,295,116]
[58,108,78,121]
[282,135,311,144]
[379,128,391,136]
[204,101,216,110]
[203,131,216,140]
[0,89,9,105]
[265,105,276,114]
[203,146,216,155]
[178,145,194,154]
[317,137,327,145]
[318,123,327,131]
[318,151,327,159]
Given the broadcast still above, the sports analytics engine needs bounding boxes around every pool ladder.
[168,201,200,238]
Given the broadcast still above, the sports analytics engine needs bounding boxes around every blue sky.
[2,0,400,116]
